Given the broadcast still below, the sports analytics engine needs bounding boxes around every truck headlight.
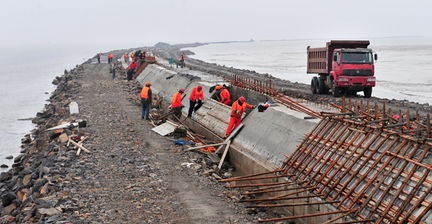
[367,77,376,82]
[338,77,349,82]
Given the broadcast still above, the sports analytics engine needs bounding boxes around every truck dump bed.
[307,40,370,74]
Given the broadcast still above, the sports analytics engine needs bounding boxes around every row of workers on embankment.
[125,51,185,81]
[139,82,262,138]
[95,53,114,64]
[94,51,142,81]
[125,50,149,81]
[96,50,187,82]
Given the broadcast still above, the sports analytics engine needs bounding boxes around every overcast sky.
[1,0,431,47]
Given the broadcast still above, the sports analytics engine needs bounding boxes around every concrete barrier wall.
[136,64,317,169]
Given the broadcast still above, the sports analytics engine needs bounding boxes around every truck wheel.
[311,77,318,94]
[331,80,340,97]
[318,78,329,94]
[364,87,372,98]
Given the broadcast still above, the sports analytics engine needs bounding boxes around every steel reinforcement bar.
[222,98,431,223]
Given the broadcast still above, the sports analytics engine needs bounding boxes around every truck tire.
[331,80,340,97]
[364,87,372,98]
[318,78,329,94]
[311,77,318,94]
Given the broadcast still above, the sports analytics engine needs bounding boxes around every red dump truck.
[307,40,377,97]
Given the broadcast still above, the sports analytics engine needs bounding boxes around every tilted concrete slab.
[192,100,231,137]
[233,105,318,167]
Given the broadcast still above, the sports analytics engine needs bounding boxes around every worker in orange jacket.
[140,82,152,120]
[220,85,231,105]
[171,88,185,118]
[108,53,113,64]
[188,85,204,117]
[225,96,254,137]
[211,84,223,101]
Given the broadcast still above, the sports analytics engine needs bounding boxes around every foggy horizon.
[1,0,431,49]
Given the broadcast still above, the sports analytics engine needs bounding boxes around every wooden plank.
[184,142,227,152]
[68,137,90,153]
[217,139,232,170]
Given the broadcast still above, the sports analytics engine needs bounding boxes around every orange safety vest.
[108,53,113,59]
[140,86,150,99]
[189,87,204,101]
[230,100,252,118]
[220,89,230,102]
[171,92,183,108]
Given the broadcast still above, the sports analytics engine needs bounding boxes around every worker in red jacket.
[220,85,231,105]
[127,60,138,81]
[123,53,128,63]
[177,54,185,68]
[225,96,254,137]
[188,85,204,118]
[171,88,185,118]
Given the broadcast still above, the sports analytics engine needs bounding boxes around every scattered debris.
[151,120,178,136]
[69,101,79,114]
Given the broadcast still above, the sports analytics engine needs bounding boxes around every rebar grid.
[221,97,431,223]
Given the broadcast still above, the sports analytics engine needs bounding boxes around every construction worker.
[257,102,270,112]
[220,85,231,105]
[188,85,204,117]
[136,50,142,57]
[171,88,185,118]
[177,54,185,68]
[168,57,175,68]
[225,96,254,137]
[108,53,113,64]
[96,53,101,64]
[127,60,138,81]
[211,84,223,101]
[123,53,129,63]
[140,82,152,120]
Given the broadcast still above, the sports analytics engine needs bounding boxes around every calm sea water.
[186,37,432,104]
[0,43,117,170]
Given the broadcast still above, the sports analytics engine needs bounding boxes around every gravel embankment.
[0,62,266,223]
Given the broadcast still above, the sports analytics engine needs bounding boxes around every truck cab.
[331,48,376,97]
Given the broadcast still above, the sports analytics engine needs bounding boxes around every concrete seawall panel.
[234,106,318,167]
